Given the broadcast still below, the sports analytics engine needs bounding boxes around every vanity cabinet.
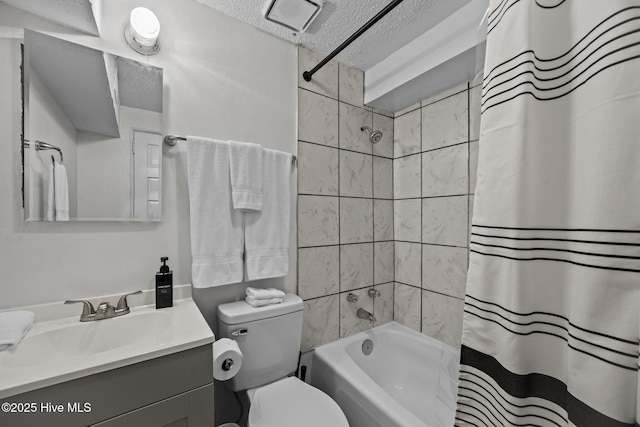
[0,345,213,427]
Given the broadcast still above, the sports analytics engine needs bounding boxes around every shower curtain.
[456,1,640,426]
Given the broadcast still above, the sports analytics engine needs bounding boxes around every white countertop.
[0,292,214,399]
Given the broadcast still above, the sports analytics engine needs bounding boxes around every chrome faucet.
[357,308,376,324]
[65,290,142,322]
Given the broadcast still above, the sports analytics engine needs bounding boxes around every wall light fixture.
[124,7,160,55]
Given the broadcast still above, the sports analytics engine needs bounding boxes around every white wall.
[0,0,297,325]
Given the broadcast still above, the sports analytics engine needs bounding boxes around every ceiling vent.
[263,0,323,33]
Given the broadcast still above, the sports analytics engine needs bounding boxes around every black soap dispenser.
[155,257,173,309]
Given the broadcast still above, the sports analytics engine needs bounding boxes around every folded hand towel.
[244,149,292,280]
[47,162,69,221]
[245,296,284,308]
[181,137,244,287]
[0,310,34,351]
[246,287,286,300]
[228,140,263,211]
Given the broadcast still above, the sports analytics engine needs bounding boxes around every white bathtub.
[310,322,460,427]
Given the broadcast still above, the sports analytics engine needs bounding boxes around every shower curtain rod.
[302,0,406,82]
[23,139,64,163]
[163,134,297,164]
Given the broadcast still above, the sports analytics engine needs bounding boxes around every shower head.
[361,126,383,144]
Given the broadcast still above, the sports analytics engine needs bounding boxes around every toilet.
[217,294,349,427]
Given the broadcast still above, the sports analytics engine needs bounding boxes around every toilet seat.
[247,377,349,427]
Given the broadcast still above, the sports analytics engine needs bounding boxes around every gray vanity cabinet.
[91,384,212,427]
[0,345,214,427]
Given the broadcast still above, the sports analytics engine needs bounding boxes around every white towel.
[245,296,284,308]
[228,140,263,211]
[181,137,244,288]
[244,149,292,281]
[0,310,34,351]
[246,287,286,300]
[47,162,69,221]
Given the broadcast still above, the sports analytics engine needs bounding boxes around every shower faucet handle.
[347,293,358,303]
[368,289,381,298]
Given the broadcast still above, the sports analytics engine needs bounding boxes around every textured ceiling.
[195,0,472,71]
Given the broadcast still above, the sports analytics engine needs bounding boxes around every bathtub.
[310,322,460,427]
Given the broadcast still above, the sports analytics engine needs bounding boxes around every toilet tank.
[217,294,303,392]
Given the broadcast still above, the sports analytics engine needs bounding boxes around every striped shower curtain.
[456,1,640,426]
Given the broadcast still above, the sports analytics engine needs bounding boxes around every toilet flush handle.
[230,327,248,337]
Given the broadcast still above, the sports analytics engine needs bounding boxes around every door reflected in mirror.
[22,30,163,222]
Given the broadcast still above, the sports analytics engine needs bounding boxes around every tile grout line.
[419,93,424,333]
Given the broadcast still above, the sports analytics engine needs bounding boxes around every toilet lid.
[248,377,349,427]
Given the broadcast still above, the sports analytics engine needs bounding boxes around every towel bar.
[163,134,296,164]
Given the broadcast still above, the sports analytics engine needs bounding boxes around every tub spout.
[357,308,376,324]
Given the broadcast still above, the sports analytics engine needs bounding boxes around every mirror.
[22,30,164,222]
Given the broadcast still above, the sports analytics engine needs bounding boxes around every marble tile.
[340,198,373,244]
[298,142,338,195]
[394,109,421,158]
[422,91,469,151]
[301,295,339,352]
[422,245,468,299]
[339,103,373,154]
[394,283,422,332]
[394,242,421,287]
[422,290,464,348]
[393,154,421,199]
[373,200,393,242]
[421,82,468,107]
[395,101,421,118]
[372,113,394,158]
[422,143,469,197]
[469,141,479,195]
[374,282,394,326]
[340,243,374,292]
[340,288,374,338]
[394,199,421,243]
[298,89,339,147]
[298,46,338,99]
[298,195,339,247]
[374,241,394,284]
[298,246,339,300]
[339,62,364,107]
[340,150,372,198]
[469,83,482,142]
[373,157,393,199]
[422,196,468,247]
[372,107,394,118]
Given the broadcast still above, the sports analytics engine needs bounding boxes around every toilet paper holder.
[222,358,234,371]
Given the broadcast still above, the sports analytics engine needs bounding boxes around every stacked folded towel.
[0,310,34,351]
[245,287,285,308]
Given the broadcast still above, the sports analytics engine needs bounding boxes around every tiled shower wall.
[297,45,481,351]
[392,81,481,348]
[297,47,395,352]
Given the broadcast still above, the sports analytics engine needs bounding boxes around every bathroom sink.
[0,298,214,399]
[2,310,171,368]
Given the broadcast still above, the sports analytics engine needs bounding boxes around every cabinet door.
[92,385,213,427]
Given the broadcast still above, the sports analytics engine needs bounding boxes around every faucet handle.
[368,289,381,298]
[64,299,96,316]
[116,290,143,312]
